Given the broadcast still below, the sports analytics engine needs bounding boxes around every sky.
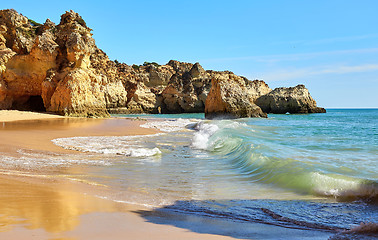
[2,0,378,108]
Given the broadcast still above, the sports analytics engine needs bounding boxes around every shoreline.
[0,110,353,240]
[0,111,158,153]
[0,110,237,240]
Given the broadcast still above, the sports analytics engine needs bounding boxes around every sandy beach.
[0,110,236,240]
[0,110,66,122]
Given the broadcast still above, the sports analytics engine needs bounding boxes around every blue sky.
[3,0,378,108]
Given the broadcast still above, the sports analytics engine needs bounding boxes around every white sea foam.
[191,120,248,150]
[191,121,219,150]
[311,172,361,197]
[140,118,196,132]
[222,121,248,129]
[52,134,162,157]
[0,150,113,169]
[311,172,377,201]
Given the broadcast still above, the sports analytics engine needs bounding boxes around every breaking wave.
[190,120,378,203]
[140,118,195,132]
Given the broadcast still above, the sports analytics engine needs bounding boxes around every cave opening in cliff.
[12,95,46,112]
[25,96,46,112]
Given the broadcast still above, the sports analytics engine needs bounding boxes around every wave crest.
[188,120,378,202]
[140,119,195,132]
[52,135,162,157]
[191,121,219,150]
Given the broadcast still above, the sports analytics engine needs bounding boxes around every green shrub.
[77,17,87,27]
[16,26,36,38]
[28,18,42,27]
[132,64,140,71]
[143,61,160,67]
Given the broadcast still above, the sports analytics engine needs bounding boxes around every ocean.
[2,109,378,239]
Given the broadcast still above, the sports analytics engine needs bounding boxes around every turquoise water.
[114,109,377,201]
[109,109,377,237]
[117,113,205,119]
[3,109,376,239]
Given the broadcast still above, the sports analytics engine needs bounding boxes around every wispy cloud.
[256,64,378,81]
[272,34,378,46]
[317,64,378,74]
[200,48,378,64]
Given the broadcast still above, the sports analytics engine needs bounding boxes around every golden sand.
[0,110,235,240]
[0,110,65,122]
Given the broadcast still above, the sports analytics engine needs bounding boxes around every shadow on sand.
[133,199,351,240]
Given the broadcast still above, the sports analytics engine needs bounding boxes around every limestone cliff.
[0,9,325,118]
[162,62,211,113]
[205,72,267,119]
[255,84,326,114]
[246,80,272,103]
[111,60,211,114]
[0,9,127,116]
[0,9,53,110]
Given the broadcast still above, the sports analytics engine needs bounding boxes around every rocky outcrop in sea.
[205,72,268,119]
[0,9,325,118]
[255,85,326,114]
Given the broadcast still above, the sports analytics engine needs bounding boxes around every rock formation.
[112,60,212,114]
[205,72,267,119]
[246,80,272,103]
[162,61,211,113]
[42,11,111,117]
[0,9,325,118]
[255,84,326,114]
[0,9,128,117]
[0,9,46,110]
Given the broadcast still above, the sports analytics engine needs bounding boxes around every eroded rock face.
[246,80,272,103]
[55,10,95,69]
[125,81,157,113]
[255,84,326,114]
[0,10,58,111]
[0,9,129,116]
[4,33,58,101]
[0,46,16,74]
[167,60,193,74]
[0,9,36,54]
[89,48,128,110]
[162,62,211,113]
[48,68,108,117]
[117,61,212,114]
[42,10,112,116]
[205,72,267,119]
[137,64,175,89]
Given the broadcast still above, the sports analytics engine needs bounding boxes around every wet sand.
[0,111,236,240]
[0,117,157,153]
[0,175,237,240]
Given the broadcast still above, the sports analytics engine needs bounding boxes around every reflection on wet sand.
[0,175,234,240]
[0,176,119,234]
[0,117,104,131]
